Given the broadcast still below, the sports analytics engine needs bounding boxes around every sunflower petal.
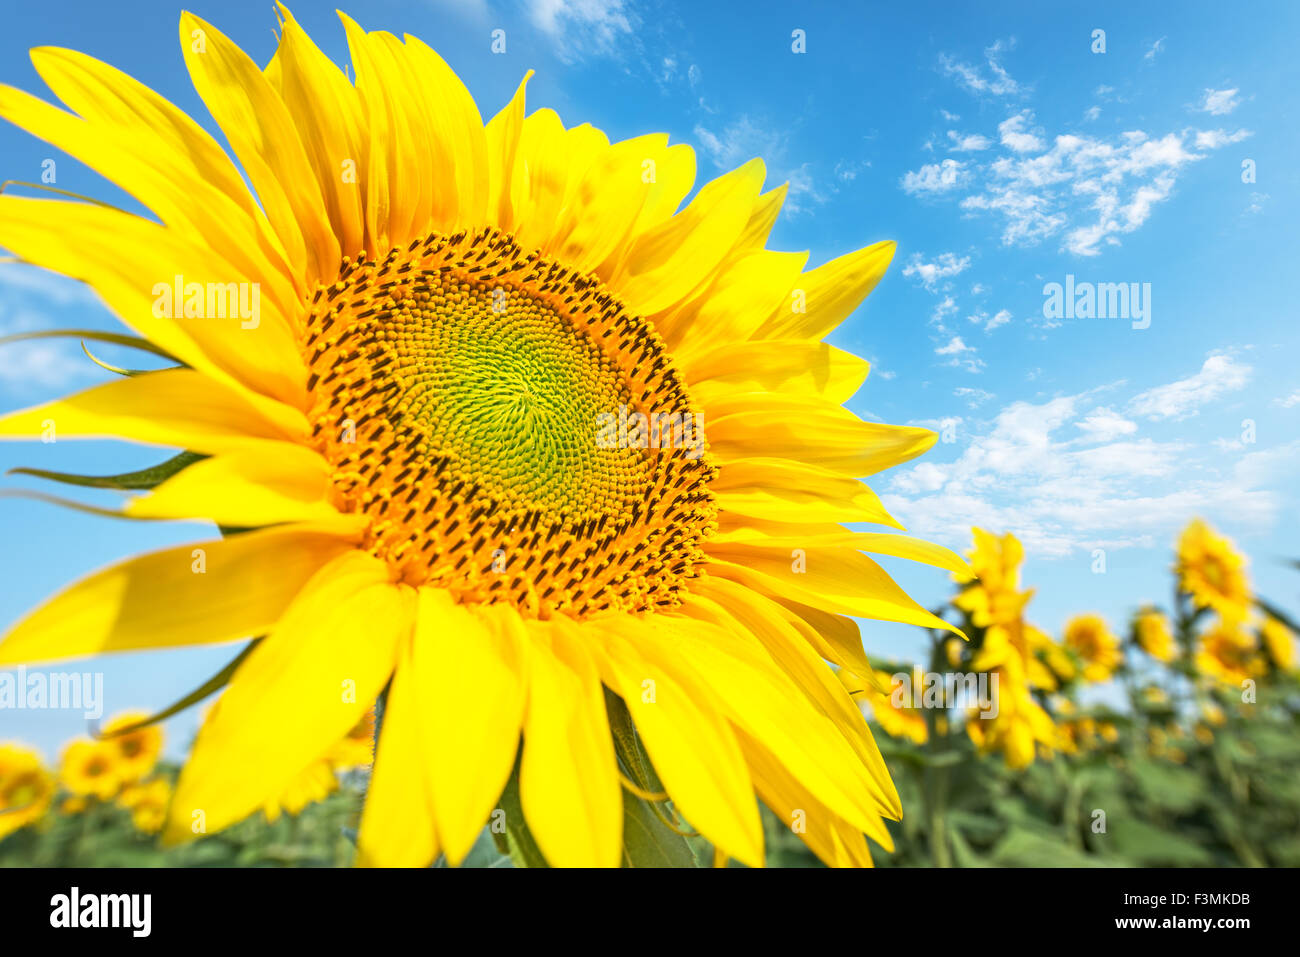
[0,368,307,454]
[124,444,357,530]
[592,616,764,867]
[0,524,357,666]
[412,591,526,866]
[165,551,410,842]
[519,618,622,867]
[357,641,439,867]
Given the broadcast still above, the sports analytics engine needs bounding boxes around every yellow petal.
[691,580,899,818]
[266,5,366,258]
[686,340,869,407]
[0,196,306,409]
[0,368,307,455]
[483,71,532,232]
[658,250,808,356]
[707,546,961,636]
[592,616,764,867]
[712,457,903,527]
[125,444,358,530]
[615,158,765,315]
[707,397,937,476]
[546,134,665,273]
[357,641,439,867]
[403,33,490,230]
[412,591,526,866]
[166,551,410,842]
[181,12,338,285]
[646,615,893,839]
[519,618,622,867]
[0,524,358,666]
[739,731,878,867]
[0,81,297,320]
[754,240,895,341]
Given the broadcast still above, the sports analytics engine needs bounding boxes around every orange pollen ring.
[300,227,717,620]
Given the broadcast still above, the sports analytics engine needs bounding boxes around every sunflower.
[1062,614,1122,683]
[1175,519,1251,619]
[0,7,967,867]
[1194,618,1265,687]
[99,711,164,783]
[118,777,172,834]
[58,739,121,800]
[0,743,55,840]
[1134,608,1176,662]
[956,528,1059,690]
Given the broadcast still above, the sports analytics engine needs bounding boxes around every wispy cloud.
[902,252,970,290]
[1144,37,1167,61]
[886,385,1294,558]
[901,159,967,196]
[997,112,1044,153]
[947,130,991,152]
[1127,352,1252,421]
[524,0,636,62]
[1194,128,1252,149]
[938,39,1022,97]
[1197,87,1241,115]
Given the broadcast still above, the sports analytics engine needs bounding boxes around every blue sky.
[1,0,1297,759]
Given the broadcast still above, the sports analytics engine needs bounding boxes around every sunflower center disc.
[301,227,716,619]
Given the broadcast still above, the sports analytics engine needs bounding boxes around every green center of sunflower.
[301,228,716,620]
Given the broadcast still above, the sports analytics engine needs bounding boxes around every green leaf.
[496,760,549,868]
[0,328,177,361]
[619,788,698,868]
[10,450,205,490]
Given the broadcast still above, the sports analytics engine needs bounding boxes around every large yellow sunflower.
[0,7,966,867]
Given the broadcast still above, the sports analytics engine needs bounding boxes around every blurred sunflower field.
[2,517,1296,868]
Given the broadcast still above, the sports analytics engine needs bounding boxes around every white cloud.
[1127,353,1252,421]
[1194,128,1252,149]
[998,112,1044,153]
[525,0,635,61]
[931,296,959,325]
[947,130,992,152]
[901,159,967,195]
[1084,105,1101,122]
[884,387,1296,558]
[1144,37,1167,61]
[983,308,1012,332]
[939,124,1238,255]
[1198,87,1241,116]
[693,115,781,170]
[954,386,995,408]
[783,163,827,214]
[1275,389,1300,409]
[1076,407,1137,441]
[939,39,1021,97]
[935,336,973,356]
[902,252,970,290]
